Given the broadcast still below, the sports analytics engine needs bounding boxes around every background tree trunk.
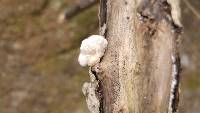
[84,0,182,113]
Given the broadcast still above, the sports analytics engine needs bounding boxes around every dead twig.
[58,0,98,23]
[183,0,200,20]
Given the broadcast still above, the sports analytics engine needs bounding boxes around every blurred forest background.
[0,0,199,113]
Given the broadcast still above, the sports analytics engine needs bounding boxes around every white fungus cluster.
[78,35,108,66]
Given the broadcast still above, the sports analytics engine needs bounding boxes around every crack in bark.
[99,0,108,36]
[96,79,104,113]
[167,1,182,111]
[98,1,108,111]
[99,0,107,27]
[170,55,181,113]
[91,65,105,113]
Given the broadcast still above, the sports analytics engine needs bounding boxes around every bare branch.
[183,0,200,20]
[58,0,98,23]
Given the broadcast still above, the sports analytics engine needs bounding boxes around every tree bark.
[83,0,182,113]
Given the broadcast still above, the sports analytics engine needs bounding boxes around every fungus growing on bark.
[78,35,108,66]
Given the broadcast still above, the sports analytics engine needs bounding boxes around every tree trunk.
[83,0,182,113]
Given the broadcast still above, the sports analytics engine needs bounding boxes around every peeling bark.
[83,0,182,113]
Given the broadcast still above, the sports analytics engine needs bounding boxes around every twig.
[183,0,200,20]
[58,0,98,23]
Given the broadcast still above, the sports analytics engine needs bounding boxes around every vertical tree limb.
[84,0,182,113]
